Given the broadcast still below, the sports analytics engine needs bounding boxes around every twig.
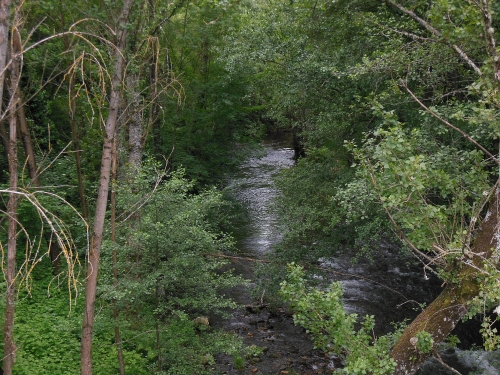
[433,349,462,375]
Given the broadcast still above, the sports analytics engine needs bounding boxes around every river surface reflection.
[225,138,294,257]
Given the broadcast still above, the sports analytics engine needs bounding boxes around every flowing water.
[215,136,335,374]
[215,135,499,375]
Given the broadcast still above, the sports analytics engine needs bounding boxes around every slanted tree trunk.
[374,2,500,373]
[391,183,500,374]
[80,1,135,374]
[4,7,20,374]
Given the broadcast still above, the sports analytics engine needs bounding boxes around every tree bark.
[4,7,20,374]
[80,1,135,374]
[0,0,12,111]
[391,183,500,374]
[126,73,143,169]
[4,91,18,375]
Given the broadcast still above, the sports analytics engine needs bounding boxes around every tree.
[4,2,18,372]
[80,1,136,374]
[0,0,255,373]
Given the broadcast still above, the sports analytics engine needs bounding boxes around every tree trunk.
[126,74,143,169]
[4,8,20,374]
[391,183,500,374]
[0,0,12,111]
[16,89,38,187]
[80,1,134,374]
[4,93,18,375]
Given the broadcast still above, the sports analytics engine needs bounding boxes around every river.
[215,135,499,375]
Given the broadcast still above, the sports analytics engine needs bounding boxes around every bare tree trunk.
[126,74,143,169]
[80,1,135,374]
[0,0,12,204]
[4,7,20,374]
[0,0,12,109]
[4,94,18,375]
[391,184,500,374]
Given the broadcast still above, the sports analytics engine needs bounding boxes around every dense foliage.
[3,0,500,373]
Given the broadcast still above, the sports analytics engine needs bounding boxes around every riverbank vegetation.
[240,1,500,374]
[2,0,500,374]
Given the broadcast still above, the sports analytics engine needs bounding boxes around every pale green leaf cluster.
[350,121,491,263]
[280,264,397,375]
